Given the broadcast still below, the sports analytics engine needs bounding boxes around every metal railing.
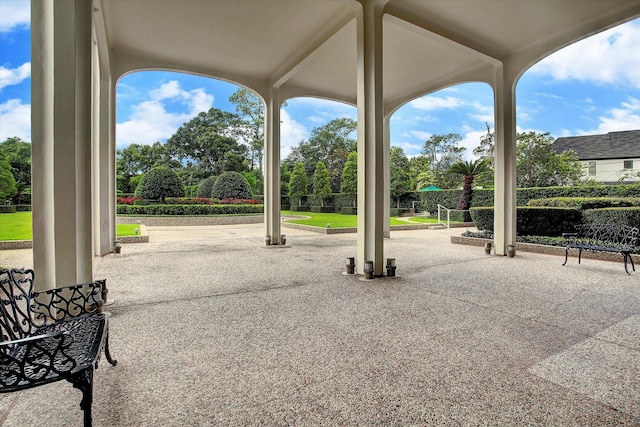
[437,204,450,229]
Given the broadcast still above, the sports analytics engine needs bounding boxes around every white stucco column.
[383,115,391,239]
[493,64,517,255]
[356,0,386,275]
[92,38,115,256]
[31,0,94,288]
[264,89,282,245]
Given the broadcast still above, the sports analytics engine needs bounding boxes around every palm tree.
[448,158,492,210]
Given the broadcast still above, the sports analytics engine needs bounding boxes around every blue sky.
[1,0,639,159]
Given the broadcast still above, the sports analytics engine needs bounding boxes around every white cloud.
[0,0,29,32]
[531,20,640,88]
[116,81,214,147]
[280,108,308,158]
[409,130,431,140]
[459,127,487,159]
[0,62,30,90]
[410,95,466,111]
[585,96,640,134]
[0,98,30,141]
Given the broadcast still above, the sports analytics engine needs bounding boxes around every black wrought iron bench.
[0,268,117,427]
[562,224,639,274]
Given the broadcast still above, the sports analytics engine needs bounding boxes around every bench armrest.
[562,232,577,238]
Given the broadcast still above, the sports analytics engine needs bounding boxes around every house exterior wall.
[581,157,640,183]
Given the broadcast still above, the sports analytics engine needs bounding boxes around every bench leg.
[623,254,635,274]
[563,248,569,266]
[578,248,583,265]
[70,367,94,427]
[105,333,118,366]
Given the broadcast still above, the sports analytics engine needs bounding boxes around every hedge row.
[470,207,582,236]
[528,197,640,209]
[471,206,640,235]
[117,204,263,216]
[0,205,31,213]
[417,183,640,214]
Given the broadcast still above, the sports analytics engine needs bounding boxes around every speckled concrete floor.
[1,225,638,426]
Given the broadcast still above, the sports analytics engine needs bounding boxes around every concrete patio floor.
[1,225,638,426]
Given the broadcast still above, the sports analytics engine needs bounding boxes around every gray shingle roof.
[553,130,640,160]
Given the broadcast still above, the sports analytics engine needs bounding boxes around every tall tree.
[288,162,308,206]
[166,107,248,180]
[517,131,582,187]
[0,137,31,201]
[287,118,357,192]
[421,133,465,189]
[447,158,492,210]
[389,147,412,209]
[313,161,331,206]
[0,150,17,200]
[340,151,358,208]
[229,88,265,184]
[408,156,432,191]
[116,142,178,193]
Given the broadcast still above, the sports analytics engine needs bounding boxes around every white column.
[383,115,391,239]
[493,64,517,255]
[31,0,93,288]
[92,39,114,256]
[356,1,386,275]
[264,89,282,245]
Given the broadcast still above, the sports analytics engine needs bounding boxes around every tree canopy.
[313,161,332,205]
[166,108,249,180]
[288,162,308,206]
[135,166,185,202]
[0,137,31,201]
[389,147,412,208]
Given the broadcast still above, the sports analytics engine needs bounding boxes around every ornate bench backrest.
[0,268,35,342]
[1,268,105,345]
[577,224,639,249]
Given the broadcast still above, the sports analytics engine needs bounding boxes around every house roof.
[553,130,640,160]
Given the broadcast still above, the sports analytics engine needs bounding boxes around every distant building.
[553,130,640,183]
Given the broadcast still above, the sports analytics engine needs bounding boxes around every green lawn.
[0,212,139,241]
[282,211,440,228]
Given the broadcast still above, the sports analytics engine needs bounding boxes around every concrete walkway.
[1,225,638,426]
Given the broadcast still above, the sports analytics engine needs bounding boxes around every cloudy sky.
[1,0,639,159]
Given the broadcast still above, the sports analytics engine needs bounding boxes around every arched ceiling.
[95,0,640,111]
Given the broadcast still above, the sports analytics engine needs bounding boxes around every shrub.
[116,204,263,216]
[219,198,260,205]
[340,207,357,215]
[311,206,334,213]
[528,197,640,209]
[134,167,185,202]
[470,206,581,236]
[211,172,252,200]
[582,207,640,229]
[0,205,16,213]
[117,196,140,205]
[184,185,200,198]
[197,176,217,198]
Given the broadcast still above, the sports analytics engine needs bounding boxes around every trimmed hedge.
[311,206,334,213]
[290,205,311,212]
[0,205,16,213]
[470,206,582,236]
[582,207,640,229]
[340,207,357,215]
[117,204,263,216]
[417,183,640,214]
[528,197,640,209]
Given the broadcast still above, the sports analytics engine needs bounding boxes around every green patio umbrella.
[418,185,442,192]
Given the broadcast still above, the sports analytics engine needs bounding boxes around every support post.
[31,0,94,288]
[493,64,517,256]
[355,0,387,276]
[264,89,282,245]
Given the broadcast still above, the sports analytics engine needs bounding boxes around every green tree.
[287,118,357,192]
[447,158,492,210]
[196,176,217,198]
[166,107,249,179]
[211,171,253,200]
[313,161,331,206]
[116,142,178,193]
[340,151,358,207]
[389,147,411,209]
[288,162,308,206]
[0,137,31,202]
[408,156,432,191]
[421,133,465,189]
[229,88,264,181]
[0,151,17,200]
[517,131,582,187]
[134,166,185,202]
